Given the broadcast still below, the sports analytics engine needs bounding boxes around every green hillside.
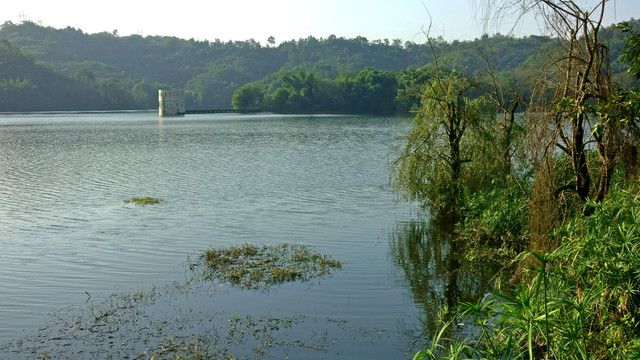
[0,38,133,111]
[0,19,637,112]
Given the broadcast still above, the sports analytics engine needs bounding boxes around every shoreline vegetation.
[391,2,640,359]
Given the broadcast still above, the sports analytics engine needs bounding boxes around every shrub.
[457,178,530,258]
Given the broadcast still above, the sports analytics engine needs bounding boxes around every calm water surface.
[0,112,490,358]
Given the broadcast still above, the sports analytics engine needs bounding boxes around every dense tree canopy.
[0,39,133,111]
[0,18,637,112]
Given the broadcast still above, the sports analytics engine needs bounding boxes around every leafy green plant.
[458,179,530,258]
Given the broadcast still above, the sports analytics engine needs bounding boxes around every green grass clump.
[123,196,162,206]
[195,243,342,290]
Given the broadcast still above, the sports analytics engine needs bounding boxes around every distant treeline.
[0,19,637,112]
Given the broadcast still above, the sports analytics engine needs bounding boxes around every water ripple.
[0,113,418,345]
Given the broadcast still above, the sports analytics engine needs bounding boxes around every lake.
[0,112,491,359]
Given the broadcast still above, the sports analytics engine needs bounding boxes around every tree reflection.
[389,219,497,343]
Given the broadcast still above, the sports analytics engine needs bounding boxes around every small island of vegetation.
[123,196,162,206]
[193,243,342,290]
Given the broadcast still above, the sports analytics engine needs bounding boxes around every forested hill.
[0,19,637,112]
[0,21,433,111]
[0,39,131,111]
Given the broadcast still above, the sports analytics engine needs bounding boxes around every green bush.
[457,179,530,258]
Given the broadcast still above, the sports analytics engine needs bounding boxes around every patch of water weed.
[140,313,367,359]
[0,244,380,359]
[0,283,378,359]
[147,314,306,359]
[193,243,342,290]
[0,282,183,359]
[123,196,162,206]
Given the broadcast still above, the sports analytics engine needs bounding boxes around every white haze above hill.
[3,0,639,45]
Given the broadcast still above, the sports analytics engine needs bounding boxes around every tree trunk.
[572,115,591,203]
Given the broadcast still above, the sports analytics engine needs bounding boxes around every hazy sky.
[2,0,638,44]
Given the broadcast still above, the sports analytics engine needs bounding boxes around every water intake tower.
[158,90,185,116]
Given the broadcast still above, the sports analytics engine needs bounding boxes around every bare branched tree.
[479,46,525,177]
[477,0,623,205]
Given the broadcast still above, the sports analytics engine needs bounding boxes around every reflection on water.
[389,219,497,342]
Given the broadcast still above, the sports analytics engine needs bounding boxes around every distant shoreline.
[0,109,156,116]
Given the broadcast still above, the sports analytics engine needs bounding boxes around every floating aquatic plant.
[123,196,162,206]
[194,243,342,289]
